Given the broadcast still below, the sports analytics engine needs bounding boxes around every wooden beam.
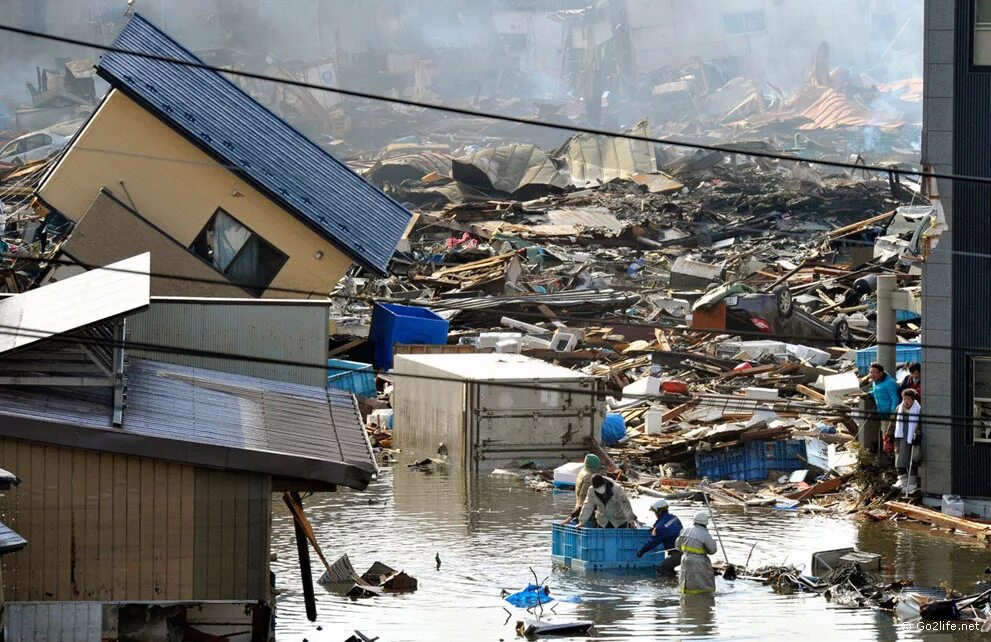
[828,210,896,239]
[786,475,851,501]
[716,364,778,380]
[328,338,365,358]
[796,385,827,404]
[885,501,991,539]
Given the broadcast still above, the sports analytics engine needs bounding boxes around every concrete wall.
[0,438,272,602]
[921,0,955,497]
[38,90,353,299]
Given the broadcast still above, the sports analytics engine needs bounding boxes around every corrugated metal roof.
[0,358,377,489]
[0,253,150,357]
[394,353,594,381]
[96,14,410,275]
[0,522,26,555]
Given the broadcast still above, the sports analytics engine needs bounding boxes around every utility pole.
[876,274,897,376]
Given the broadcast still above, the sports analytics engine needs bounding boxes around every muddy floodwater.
[270,457,989,641]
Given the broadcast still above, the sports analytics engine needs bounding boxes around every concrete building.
[920,0,991,511]
[38,14,410,298]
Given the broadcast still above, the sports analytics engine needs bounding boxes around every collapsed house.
[36,13,410,298]
[0,254,376,640]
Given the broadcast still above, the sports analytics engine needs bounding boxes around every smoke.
[0,0,924,158]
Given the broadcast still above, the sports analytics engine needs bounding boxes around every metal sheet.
[127,297,329,386]
[0,358,376,489]
[96,14,410,275]
[0,253,150,357]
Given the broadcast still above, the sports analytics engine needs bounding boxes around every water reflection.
[271,457,990,641]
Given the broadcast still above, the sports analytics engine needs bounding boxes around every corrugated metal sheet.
[0,358,376,489]
[951,0,991,496]
[5,603,103,641]
[0,521,26,554]
[97,14,411,275]
[127,298,329,386]
[0,253,149,356]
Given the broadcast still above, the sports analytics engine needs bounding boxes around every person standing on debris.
[562,454,602,524]
[869,363,900,454]
[893,389,922,491]
[636,499,683,577]
[899,362,922,400]
[676,512,718,595]
[577,474,637,529]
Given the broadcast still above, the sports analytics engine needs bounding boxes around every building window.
[190,209,288,297]
[977,0,991,66]
[723,10,766,36]
[973,357,991,442]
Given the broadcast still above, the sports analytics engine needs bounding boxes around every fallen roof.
[0,253,150,357]
[0,358,377,490]
[96,13,410,275]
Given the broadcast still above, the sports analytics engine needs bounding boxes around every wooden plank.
[246,475,265,600]
[786,475,851,500]
[233,474,250,599]
[716,364,778,380]
[99,452,114,599]
[112,455,128,600]
[327,338,364,358]
[57,446,73,601]
[180,465,195,599]
[41,445,56,601]
[220,472,237,598]
[83,451,100,598]
[153,461,168,599]
[796,384,827,404]
[661,402,694,422]
[140,460,155,600]
[192,468,209,598]
[828,210,896,239]
[166,463,182,600]
[125,457,141,600]
[886,501,991,538]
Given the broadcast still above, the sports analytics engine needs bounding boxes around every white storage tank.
[393,353,604,473]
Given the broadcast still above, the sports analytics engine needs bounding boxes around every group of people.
[869,361,923,492]
[562,454,718,595]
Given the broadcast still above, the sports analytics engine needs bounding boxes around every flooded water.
[271,457,990,641]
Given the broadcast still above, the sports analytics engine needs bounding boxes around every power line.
[1,21,988,187]
[3,254,967,358]
[0,320,983,432]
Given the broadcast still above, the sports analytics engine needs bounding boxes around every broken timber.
[885,501,991,539]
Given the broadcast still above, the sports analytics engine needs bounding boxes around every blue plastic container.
[696,440,807,481]
[551,523,664,572]
[369,303,450,371]
[327,359,377,398]
[855,344,922,374]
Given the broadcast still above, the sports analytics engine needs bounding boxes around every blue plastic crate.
[327,358,377,397]
[370,303,450,371]
[855,344,922,374]
[551,523,664,571]
[697,440,807,481]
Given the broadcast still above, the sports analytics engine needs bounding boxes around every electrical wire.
[0,319,983,432]
[1,21,988,187]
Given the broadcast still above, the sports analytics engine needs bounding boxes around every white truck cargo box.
[393,353,604,473]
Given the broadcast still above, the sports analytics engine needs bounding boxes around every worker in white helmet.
[675,511,718,595]
[635,499,683,577]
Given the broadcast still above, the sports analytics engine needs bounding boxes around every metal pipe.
[876,274,897,376]
[700,478,731,565]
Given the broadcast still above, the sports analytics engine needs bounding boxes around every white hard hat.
[694,511,710,526]
[650,499,669,512]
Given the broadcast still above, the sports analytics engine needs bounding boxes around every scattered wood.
[885,501,991,539]
[796,384,827,404]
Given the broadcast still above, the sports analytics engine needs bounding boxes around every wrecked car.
[0,130,69,166]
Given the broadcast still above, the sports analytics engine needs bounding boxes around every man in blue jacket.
[869,362,900,454]
[635,499,683,577]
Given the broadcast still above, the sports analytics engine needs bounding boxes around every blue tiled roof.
[96,14,410,275]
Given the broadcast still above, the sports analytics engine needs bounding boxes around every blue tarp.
[505,584,580,609]
[601,413,627,445]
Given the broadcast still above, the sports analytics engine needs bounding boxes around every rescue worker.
[635,499,683,577]
[577,474,637,529]
[561,454,602,524]
[676,512,718,595]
